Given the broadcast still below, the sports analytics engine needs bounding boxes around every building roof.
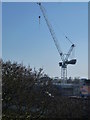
[85,80,90,85]
[39,76,52,81]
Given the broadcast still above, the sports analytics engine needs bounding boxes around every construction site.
[37,3,87,97]
[2,2,89,119]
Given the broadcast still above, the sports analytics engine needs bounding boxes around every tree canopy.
[1,60,90,119]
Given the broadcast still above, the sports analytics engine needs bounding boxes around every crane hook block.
[39,16,41,24]
[37,2,41,5]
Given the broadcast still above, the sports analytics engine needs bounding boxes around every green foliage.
[2,60,90,119]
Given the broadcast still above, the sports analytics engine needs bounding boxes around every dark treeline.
[1,60,90,119]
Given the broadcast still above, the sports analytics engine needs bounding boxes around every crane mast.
[37,3,76,84]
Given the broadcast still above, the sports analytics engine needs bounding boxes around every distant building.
[80,78,87,85]
[80,79,90,97]
[37,76,52,86]
[54,84,80,96]
[52,77,61,85]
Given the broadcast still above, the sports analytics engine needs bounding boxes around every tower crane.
[37,3,77,84]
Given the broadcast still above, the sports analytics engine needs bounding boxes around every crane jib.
[38,3,64,61]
